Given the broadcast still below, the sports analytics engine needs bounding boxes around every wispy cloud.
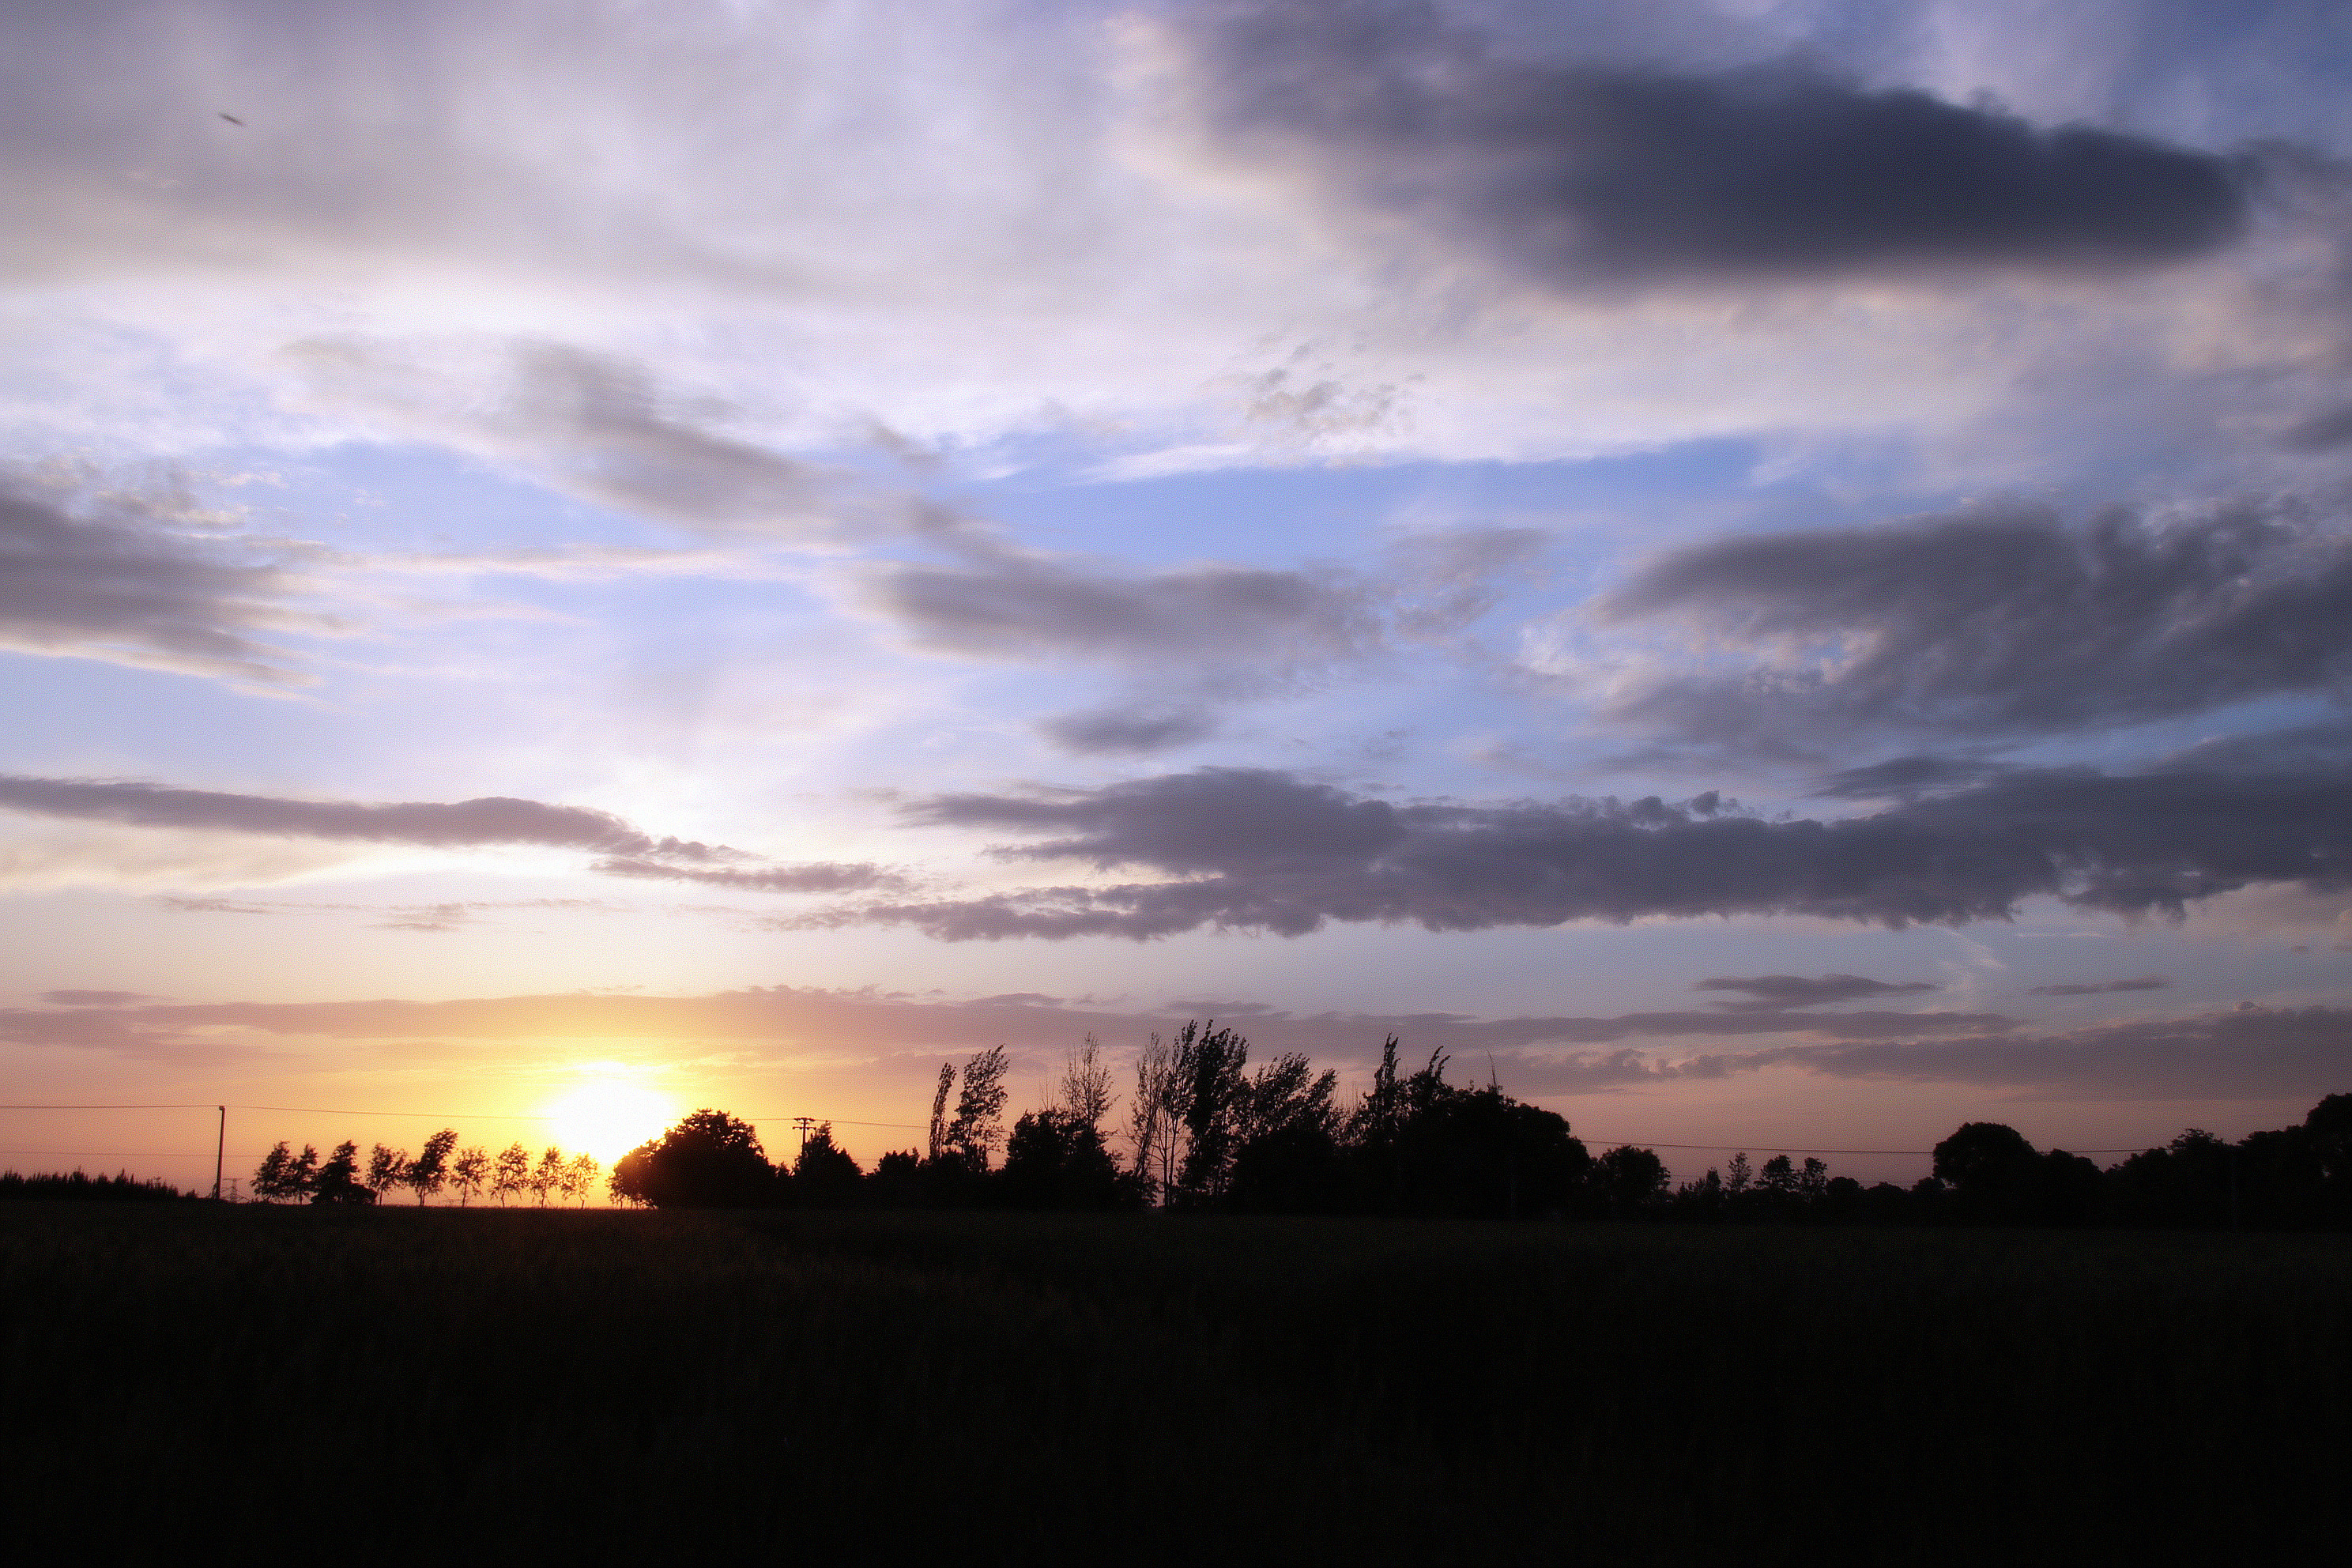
[0,470,322,685]
[0,775,896,894]
[2025,976,2169,996]
[1693,973,1939,1011]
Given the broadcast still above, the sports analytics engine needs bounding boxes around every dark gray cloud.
[0,473,310,684]
[0,773,893,892]
[828,748,2352,938]
[1036,707,1219,756]
[1601,502,2352,749]
[2026,976,2169,996]
[1766,1003,2352,1101]
[2281,402,2352,452]
[1181,2,2248,286]
[1694,973,1937,1011]
[868,555,1379,667]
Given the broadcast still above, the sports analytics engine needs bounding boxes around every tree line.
[609,1021,2352,1230]
[251,1133,603,1206]
[0,1170,193,1202]
[605,1027,1681,1217]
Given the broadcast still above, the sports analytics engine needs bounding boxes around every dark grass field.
[4,1204,2346,1562]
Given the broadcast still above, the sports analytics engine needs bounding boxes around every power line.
[0,1102,217,1110]
[744,1115,925,1132]
[235,1104,557,1120]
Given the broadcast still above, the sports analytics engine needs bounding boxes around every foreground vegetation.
[616,1025,2352,1230]
[2,1202,2343,1560]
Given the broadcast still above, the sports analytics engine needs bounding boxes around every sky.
[6,0,2352,1193]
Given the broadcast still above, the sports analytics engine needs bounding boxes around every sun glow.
[543,1079,677,1163]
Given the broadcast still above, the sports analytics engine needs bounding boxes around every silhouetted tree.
[1173,1021,1249,1205]
[0,1170,190,1201]
[793,1123,864,1208]
[1350,1046,1589,1219]
[611,1110,782,1208]
[1672,1167,1727,1221]
[530,1147,564,1207]
[450,1146,488,1206]
[943,1046,1009,1171]
[561,1152,601,1207]
[366,1144,408,1204]
[252,1143,301,1203]
[997,1109,1137,1211]
[492,1142,530,1206]
[1125,1031,1184,1204]
[1223,1051,1346,1213]
[2109,1129,2236,1228]
[2037,1148,2103,1224]
[1592,1146,1669,1217]
[867,1148,924,1207]
[926,1063,955,1163]
[403,1129,458,1206]
[1058,1034,1116,1131]
[1798,1157,1830,1204]
[1724,1152,1752,1195]
[1933,1122,2042,1223]
[311,1141,372,1204]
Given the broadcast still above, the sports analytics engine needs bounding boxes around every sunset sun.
[544,1080,676,1164]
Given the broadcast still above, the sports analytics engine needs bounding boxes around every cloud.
[7,981,2329,1104]
[0,981,2005,1063]
[1172,1,2249,288]
[2025,976,2169,996]
[38,989,161,1006]
[823,748,2352,938]
[2280,401,2352,452]
[153,896,274,914]
[1036,707,1219,756]
[0,471,315,684]
[865,553,1381,668]
[0,774,661,852]
[1809,756,2016,801]
[297,341,845,541]
[589,857,904,895]
[864,525,1540,752]
[375,903,473,933]
[1596,501,2352,750]
[1767,1003,2352,1101]
[1693,973,1938,1011]
[0,774,893,893]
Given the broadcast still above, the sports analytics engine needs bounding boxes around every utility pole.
[213,1105,226,1200]
[793,1116,815,1155]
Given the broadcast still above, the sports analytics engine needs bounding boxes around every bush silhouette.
[612,1110,784,1208]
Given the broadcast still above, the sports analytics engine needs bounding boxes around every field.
[3,1204,2346,1562]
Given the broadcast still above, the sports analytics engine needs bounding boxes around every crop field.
[3,1204,2346,1562]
